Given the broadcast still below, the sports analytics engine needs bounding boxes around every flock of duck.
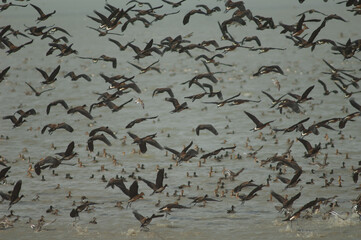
[1,0,361,235]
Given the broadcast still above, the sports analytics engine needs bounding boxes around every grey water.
[0,0,361,239]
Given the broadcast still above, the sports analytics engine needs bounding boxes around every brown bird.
[89,126,117,139]
[105,98,133,112]
[183,9,207,25]
[106,179,144,208]
[1,38,33,55]
[241,36,262,46]
[70,201,97,219]
[87,134,112,152]
[297,138,321,158]
[0,66,10,83]
[262,91,287,108]
[159,202,190,215]
[233,179,258,193]
[203,92,241,107]
[127,132,163,153]
[46,100,69,115]
[0,166,11,182]
[64,72,91,82]
[126,116,158,128]
[79,55,117,68]
[164,141,198,163]
[283,198,321,221]
[195,124,218,135]
[165,97,189,113]
[253,65,284,76]
[108,38,134,51]
[189,194,220,205]
[288,85,314,103]
[35,65,61,84]
[55,141,77,160]
[9,180,24,210]
[244,111,274,131]
[67,105,93,120]
[132,210,164,230]
[41,123,74,134]
[139,168,167,195]
[318,79,338,95]
[128,60,160,74]
[30,4,56,22]
[34,156,74,175]
[200,146,236,160]
[162,0,186,8]
[237,184,264,203]
[2,115,26,128]
[271,191,301,213]
[152,88,174,98]
[25,82,55,96]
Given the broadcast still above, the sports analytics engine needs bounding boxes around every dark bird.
[106,179,144,207]
[334,82,361,98]
[121,16,151,32]
[262,91,287,108]
[162,0,186,8]
[237,184,264,203]
[278,170,303,189]
[195,124,218,135]
[89,126,117,139]
[196,4,221,15]
[64,72,91,82]
[200,146,236,160]
[244,111,275,131]
[164,141,198,163]
[203,83,223,100]
[25,82,55,96]
[2,115,26,128]
[126,116,158,128]
[67,105,93,120]
[41,123,74,134]
[159,202,190,215]
[87,26,124,37]
[277,99,301,114]
[288,85,314,103]
[87,134,112,152]
[152,88,174,98]
[271,191,302,213]
[14,109,36,118]
[34,156,74,175]
[0,166,11,182]
[273,117,310,134]
[189,194,220,205]
[128,60,160,74]
[232,180,258,193]
[105,98,133,112]
[70,201,97,219]
[203,92,241,107]
[30,4,56,22]
[349,98,361,112]
[165,97,189,113]
[253,65,284,77]
[9,180,24,210]
[338,112,360,129]
[0,66,10,83]
[79,55,117,69]
[46,100,69,115]
[183,9,206,25]
[1,38,33,55]
[241,36,261,46]
[297,138,321,158]
[283,198,321,221]
[35,65,61,84]
[318,79,338,95]
[139,168,167,195]
[127,132,163,153]
[55,141,77,160]
[108,38,134,51]
[132,210,164,230]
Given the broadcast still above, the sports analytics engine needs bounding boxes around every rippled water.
[1,0,361,239]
